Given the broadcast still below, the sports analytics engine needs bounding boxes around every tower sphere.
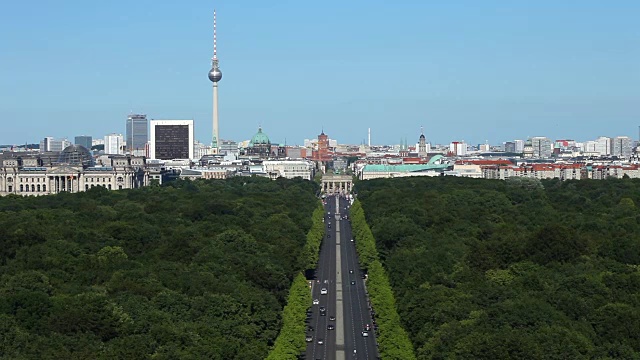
[208,68,222,82]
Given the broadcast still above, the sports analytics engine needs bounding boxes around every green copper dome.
[249,127,270,146]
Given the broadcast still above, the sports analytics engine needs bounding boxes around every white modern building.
[531,137,552,158]
[449,141,467,156]
[612,136,633,158]
[39,137,71,153]
[262,160,314,180]
[149,120,194,160]
[104,133,124,155]
[595,136,612,156]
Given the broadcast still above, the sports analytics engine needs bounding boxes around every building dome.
[58,145,93,166]
[249,127,270,146]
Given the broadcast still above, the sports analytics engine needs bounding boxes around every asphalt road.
[305,195,378,360]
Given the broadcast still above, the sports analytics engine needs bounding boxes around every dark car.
[329,316,336,321]
[327,324,335,330]
[351,280,356,285]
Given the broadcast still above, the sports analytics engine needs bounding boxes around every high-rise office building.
[514,139,525,153]
[531,137,552,158]
[149,120,194,160]
[74,135,92,149]
[504,141,516,153]
[39,137,54,152]
[126,114,148,156]
[449,141,467,156]
[612,136,632,158]
[39,137,71,152]
[104,134,124,155]
[594,136,612,156]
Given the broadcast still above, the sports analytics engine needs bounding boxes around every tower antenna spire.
[213,9,218,62]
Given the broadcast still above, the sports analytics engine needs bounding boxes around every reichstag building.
[0,145,148,196]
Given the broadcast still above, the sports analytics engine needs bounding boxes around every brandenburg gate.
[321,174,353,194]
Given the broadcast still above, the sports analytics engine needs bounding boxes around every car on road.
[351,280,356,285]
[329,316,336,321]
[365,324,371,331]
[317,338,324,345]
[362,331,369,337]
[319,306,326,312]
[308,326,314,331]
[313,299,319,305]
[349,269,353,273]
[306,335,313,342]
[320,288,328,295]
[327,324,335,330]
[350,238,354,242]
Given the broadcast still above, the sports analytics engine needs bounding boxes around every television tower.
[208,9,223,152]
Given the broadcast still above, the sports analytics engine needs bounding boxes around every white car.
[362,331,369,337]
[313,299,319,305]
[320,288,328,295]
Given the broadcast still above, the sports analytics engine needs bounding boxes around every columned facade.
[0,155,148,197]
[321,174,353,194]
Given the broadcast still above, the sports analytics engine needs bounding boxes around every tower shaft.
[212,83,219,152]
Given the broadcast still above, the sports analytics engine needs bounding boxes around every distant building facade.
[40,137,71,153]
[418,131,429,157]
[149,120,194,160]
[449,141,467,156]
[263,160,314,180]
[126,114,148,156]
[595,136,612,156]
[531,137,552,158]
[612,136,633,158]
[104,134,124,155]
[0,147,148,196]
[74,135,93,149]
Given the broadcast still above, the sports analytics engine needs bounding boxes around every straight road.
[305,195,378,360]
[337,196,378,360]
[305,196,338,360]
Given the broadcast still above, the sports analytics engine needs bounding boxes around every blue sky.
[1,0,638,146]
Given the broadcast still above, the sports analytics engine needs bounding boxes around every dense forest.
[356,177,640,359]
[0,177,319,359]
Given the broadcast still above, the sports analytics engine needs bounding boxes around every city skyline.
[1,1,639,145]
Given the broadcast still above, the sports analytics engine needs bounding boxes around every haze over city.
[1,0,639,145]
